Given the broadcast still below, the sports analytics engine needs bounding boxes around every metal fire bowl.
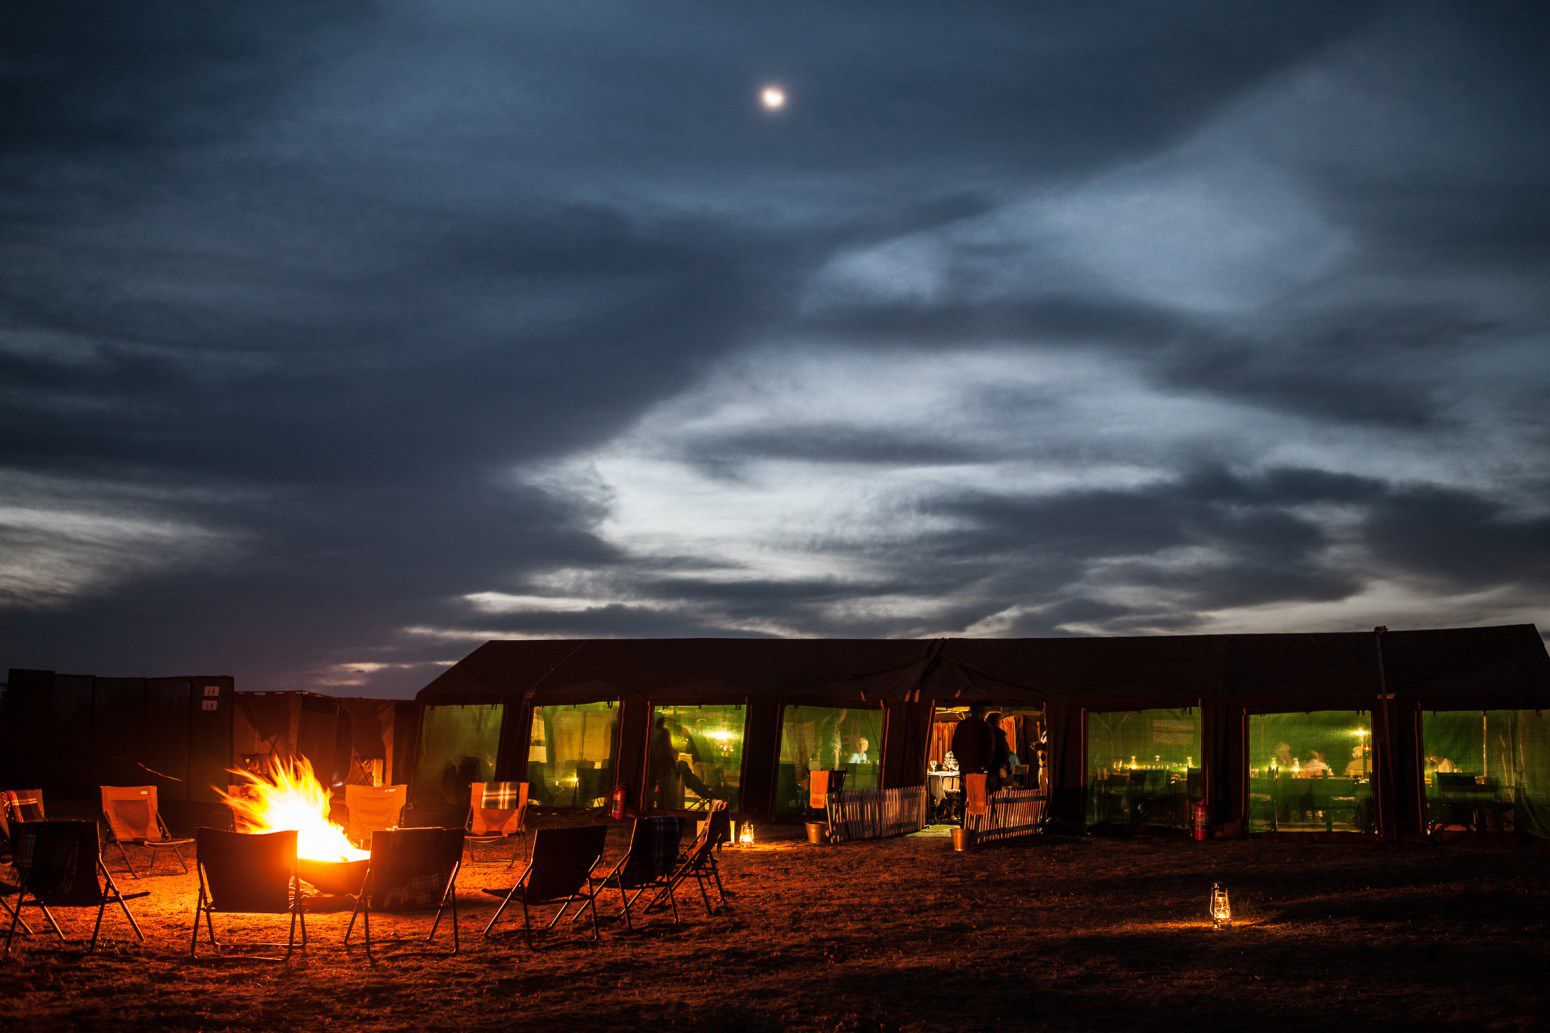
[298,856,369,895]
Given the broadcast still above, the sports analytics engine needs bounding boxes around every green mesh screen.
[1247,711,1374,833]
[774,706,885,815]
[648,703,747,811]
[1422,710,1549,838]
[527,700,619,808]
[1086,708,1201,828]
[410,703,504,817]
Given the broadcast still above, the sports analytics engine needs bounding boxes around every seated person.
[1426,753,1457,773]
[847,737,871,765]
[1299,750,1333,778]
[1343,744,1369,777]
[1271,742,1294,772]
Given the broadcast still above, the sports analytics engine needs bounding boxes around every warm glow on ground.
[220,755,368,862]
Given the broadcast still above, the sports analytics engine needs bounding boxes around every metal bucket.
[951,827,971,852]
[805,821,828,844]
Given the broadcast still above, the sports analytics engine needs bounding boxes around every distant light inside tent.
[1354,728,1370,738]
[761,85,786,111]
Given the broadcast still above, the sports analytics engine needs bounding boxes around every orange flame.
[219,755,368,863]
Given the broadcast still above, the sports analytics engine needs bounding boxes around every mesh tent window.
[1246,710,1374,834]
[1085,708,1200,828]
[647,703,747,811]
[1421,709,1548,838]
[526,701,619,809]
[774,706,885,815]
[410,704,504,818]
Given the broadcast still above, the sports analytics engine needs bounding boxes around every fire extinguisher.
[610,785,627,821]
[1192,800,1210,841]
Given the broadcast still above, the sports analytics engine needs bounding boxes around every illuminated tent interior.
[411,624,1550,839]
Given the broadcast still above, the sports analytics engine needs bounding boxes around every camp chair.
[343,784,408,850]
[465,781,528,867]
[482,824,608,948]
[648,801,730,916]
[100,785,194,877]
[591,816,682,929]
[344,826,464,962]
[3,820,147,958]
[191,827,308,962]
[2,788,46,827]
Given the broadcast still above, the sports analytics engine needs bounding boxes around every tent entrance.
[927,704,1046,823]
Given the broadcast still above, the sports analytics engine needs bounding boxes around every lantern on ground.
[1210,882,1232,929]
[739,821,755,847]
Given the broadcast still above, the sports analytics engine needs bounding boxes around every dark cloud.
[3,2,1547,695]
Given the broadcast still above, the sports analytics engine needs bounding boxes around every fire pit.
[219,756,372,893]
[298,856,370,895]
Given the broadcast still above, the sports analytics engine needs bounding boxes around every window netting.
[1247,711,1374,833]
[526,701,619,808]
[774,706,885,815]
[410,703,503,816]
[1422,710,1549,838]
[647,703,746,810]
[1086,708,1201,828]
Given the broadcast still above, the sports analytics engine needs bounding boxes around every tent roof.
[416,625,1550,708]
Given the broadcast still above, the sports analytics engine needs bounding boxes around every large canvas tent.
[412,625,1550,838]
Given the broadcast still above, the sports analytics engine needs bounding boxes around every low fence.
[963,788,1048,845]
[826,785,929,843]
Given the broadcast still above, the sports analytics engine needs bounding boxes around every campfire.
[220,756,369,893]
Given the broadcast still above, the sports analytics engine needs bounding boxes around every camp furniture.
[482,824,608,947]
[100,785,194,877]
[343,784,408,850]
[648,801,730,916]
[1,789,46,825]
[344,826,464,962]
[191,827,308,962]
[465,781,528,867]
[3,820,147,957]
[591,816,682,929]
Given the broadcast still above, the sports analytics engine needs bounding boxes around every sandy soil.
[2,824,1547,1032]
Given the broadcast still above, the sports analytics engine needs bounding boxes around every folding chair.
[482,824,608,948]
[2,788,46,827]
[648,802,730,916]
[465,781,528,867]
[190,827,308,962]
[343,784,408,850]
[100,785,194,877]
[592,816,682,930]
[345,826,464,962]
[4,820,147,957]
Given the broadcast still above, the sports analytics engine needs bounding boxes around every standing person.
[950,704,994,817]
[985,712,1012,793]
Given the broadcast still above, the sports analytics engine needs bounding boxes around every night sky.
[3,3,1548,698]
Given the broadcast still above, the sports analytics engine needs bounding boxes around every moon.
[760,85,786,111]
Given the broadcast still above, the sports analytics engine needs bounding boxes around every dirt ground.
[2,824,1547,1032]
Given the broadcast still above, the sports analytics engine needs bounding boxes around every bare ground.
[2,825,1547,1032]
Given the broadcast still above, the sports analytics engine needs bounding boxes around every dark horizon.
[4,2,1549,698]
